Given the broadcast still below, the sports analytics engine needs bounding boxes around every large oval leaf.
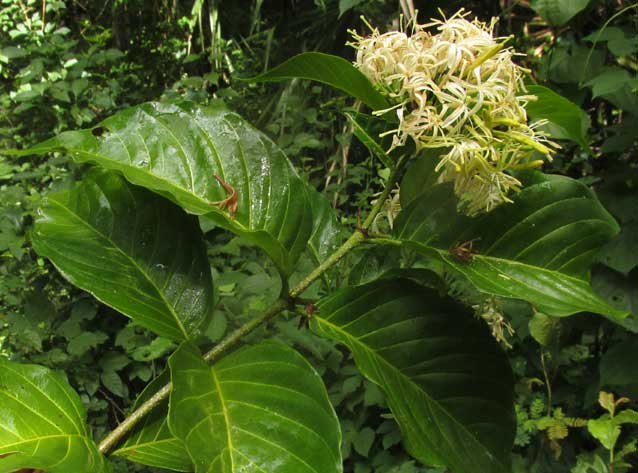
[0,359,110,473]
[32,169,214,340]
[531,0,589,25]
[395,167,627,319]
[526,85,590,149]
[114,372,191,471]
[12,101,312,275]
[248,52,389,111]
[312,278,515,473]
[168,342,342,473]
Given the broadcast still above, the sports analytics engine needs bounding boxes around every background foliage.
[1,0,637,472]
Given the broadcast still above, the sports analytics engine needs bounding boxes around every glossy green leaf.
[0,359,110,473]
[168,342,342,473]
[11,101,312,275]
[526,85,589,148]
[312,277,515,473]
[248,52,389,111]
[307,185,346,268]
[531,0,589,25]
[395,169,626,319]
[32,169,213,341]
[114,372,191,472]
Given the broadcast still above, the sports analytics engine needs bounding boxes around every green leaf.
[346,112,393,169]
[353,427,375,457]
[590,268,638,330]
[114,371,191,472]
[399,152,444,208]
[528,312,562,352]
[585,68,638,99]
[312,278,515,473]
[531,0,589,25]
[101,370,127,397]
[588,415,620,451]
[67,331,108,356]
[307,185,347,268]
[0,359,110,473]
[11,101,312,275]
[339,0,364,17]
[395,170,626,319]
[168,342,342,473]
[596,221,638,275]
[600,339,638,387]
[526,85,589,148]
[0,46,27,60]
[131,337,176,362]
[571,453,609,473]
[584,27,638,57]
[248,52,389,111]
[99,352,131,372]
[32,168,214,341]
[613,409,638,425]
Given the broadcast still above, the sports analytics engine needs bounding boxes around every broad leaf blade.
[526,85,590,148]
[531,0,589,25]
[399,150,444,208]
[168,342,342,473]
[395,168,626,319]
[312,278,515,473]
[0,359,110,473]
[32,169,214,340]
[12,101,312,275]
[114,372,191,472]
[248,52,389,111]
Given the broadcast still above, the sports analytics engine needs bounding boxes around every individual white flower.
[350,10,558,215]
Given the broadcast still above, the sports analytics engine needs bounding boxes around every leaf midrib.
[400,239,622,315]
[115,437,182,452]
[439,249,616,308]
[0,433,85,451]
[2,363,82,433]
[313,316,509,473]
[211,367,235,472]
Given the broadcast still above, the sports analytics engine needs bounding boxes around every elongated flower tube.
[351,10,557,215]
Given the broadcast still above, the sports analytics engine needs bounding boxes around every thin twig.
[41,0,46,32]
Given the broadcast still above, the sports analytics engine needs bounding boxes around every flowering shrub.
[0,8,630,473]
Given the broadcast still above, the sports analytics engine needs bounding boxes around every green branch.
[97,157,408,455]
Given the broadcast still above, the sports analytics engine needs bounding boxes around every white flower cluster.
[351,11,557,215]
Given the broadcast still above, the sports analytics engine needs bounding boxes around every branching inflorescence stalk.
[97,156,407,455]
